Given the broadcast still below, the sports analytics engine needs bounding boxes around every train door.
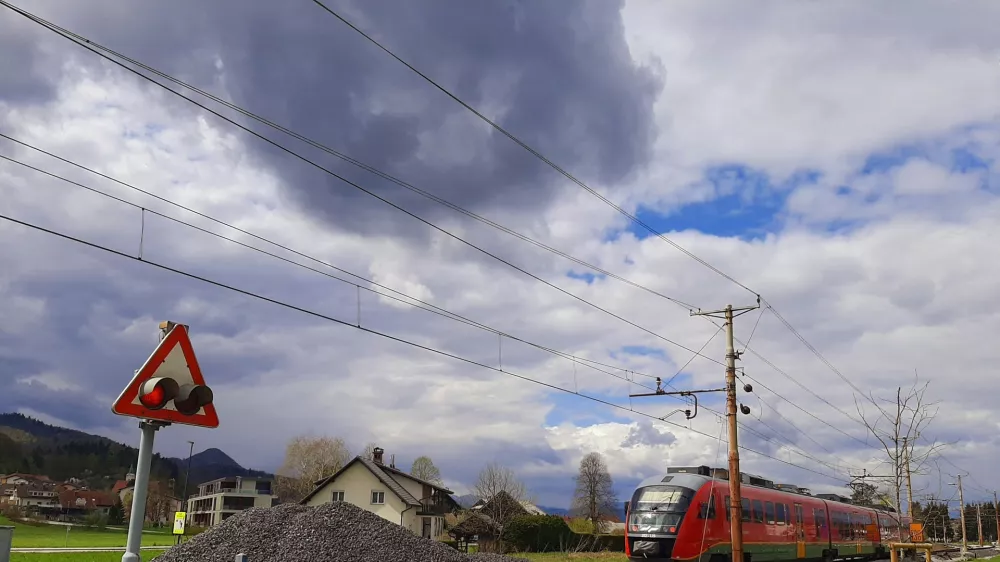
[794,504,805,559]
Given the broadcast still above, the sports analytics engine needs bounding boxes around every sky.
[2,0,1000,511]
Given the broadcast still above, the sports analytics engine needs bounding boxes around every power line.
[0,4,723,368]
[309,0,759,299]
[0,207,846,482]
[762,299,891,419]
[5,148,852,475]
[0,148,675,398]
[2,0,882,480]
[306,0,894,426]
[0,0,699,314]
[0,1,883,460]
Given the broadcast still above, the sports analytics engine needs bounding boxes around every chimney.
[390,454,395,469]
[372,447,384,465]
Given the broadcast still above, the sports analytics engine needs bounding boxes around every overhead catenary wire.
[1,148,853,479]
[0,208,847,483]
[305,0,896,423]
[308,0,759,299]
[0,1,890,478]
[0,5,724,368]
[0,0,886,453]
[0,148,665,397]
[0,0,699,314]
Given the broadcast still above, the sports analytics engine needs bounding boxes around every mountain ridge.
[0,412,271,491]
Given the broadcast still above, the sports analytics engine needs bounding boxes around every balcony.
[417,497,451,516]
[192,488,273,498]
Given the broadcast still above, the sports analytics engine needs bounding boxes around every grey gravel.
[151,502,528,562]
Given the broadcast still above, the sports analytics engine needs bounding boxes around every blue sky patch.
[619,164,821,242]
[566,270,606,284]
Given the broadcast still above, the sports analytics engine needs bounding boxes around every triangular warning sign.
[112,323,219,428]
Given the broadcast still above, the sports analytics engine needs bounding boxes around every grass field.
[5,551,626,562]
[7,553,626,562]
[0,516,176,548]
[11,553,169,562]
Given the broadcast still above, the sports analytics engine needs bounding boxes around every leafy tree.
[275,435,352,503]
[571,452,618,533]
[410,456,443,485]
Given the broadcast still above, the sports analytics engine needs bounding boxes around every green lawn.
[11,554,137,562]
[0,516,177,548]
[518,554,627,561]
[5,548,628,562]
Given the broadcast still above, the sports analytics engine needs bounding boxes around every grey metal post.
[0,525,13,562]
[123,421,162,562]
[235,554,248,562]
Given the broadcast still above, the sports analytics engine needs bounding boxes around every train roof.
[636,466,903,516]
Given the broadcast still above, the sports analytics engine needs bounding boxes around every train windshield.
[628,485,694,534]
[631,485,694,512]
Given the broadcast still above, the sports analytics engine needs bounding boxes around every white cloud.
[3,1,1000,510]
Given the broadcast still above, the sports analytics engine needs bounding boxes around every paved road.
[12,546,171,553]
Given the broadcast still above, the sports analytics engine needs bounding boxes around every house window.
[371,491,385,505]
[331,491,345,502]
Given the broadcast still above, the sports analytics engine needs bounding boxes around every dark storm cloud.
[1,0,662,237]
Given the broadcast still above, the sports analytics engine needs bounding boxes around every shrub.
[504,514,573,553]
[437,539,460,550]
[83,511,108,529]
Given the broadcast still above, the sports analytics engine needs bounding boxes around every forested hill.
[0,413,271,491]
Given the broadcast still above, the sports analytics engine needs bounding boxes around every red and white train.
[626,466,912,562]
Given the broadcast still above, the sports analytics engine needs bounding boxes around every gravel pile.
[151,502,528,562]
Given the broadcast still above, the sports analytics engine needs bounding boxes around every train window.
[814,508,827,537]
[741,497,751,522]
[725,495,731,521]
[765,502,775,524]
[776,503,786,525]
[752,500,764,523]
[698,493,716,519]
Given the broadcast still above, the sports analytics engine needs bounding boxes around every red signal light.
[138,377,179,410]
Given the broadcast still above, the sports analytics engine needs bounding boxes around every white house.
[300,447,459,539]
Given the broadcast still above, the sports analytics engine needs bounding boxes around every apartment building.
[187,476,278,527]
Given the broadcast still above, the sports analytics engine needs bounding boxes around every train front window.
[630,485,694,513]
[628,485,694,534]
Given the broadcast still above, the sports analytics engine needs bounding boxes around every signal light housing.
[138,377,213,415]
[174,384,214,415]
[139,377,179,410]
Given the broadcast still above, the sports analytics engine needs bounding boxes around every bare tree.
[275,435,352,503]
[410,456,443,485]
[855,375,946,521]
[473,462,528,550]
[572,452,618,533]
[361,442,379,461]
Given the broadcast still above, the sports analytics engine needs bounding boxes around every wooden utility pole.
[994,491,999,546]
[953,475,968,555]
[978,504,984,546]
[903,436,914,517]
[692,301,760,562]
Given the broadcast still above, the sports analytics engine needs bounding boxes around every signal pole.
[692,301,760,562]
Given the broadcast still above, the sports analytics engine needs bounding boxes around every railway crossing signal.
[112,321,218,427]
[113,321,219,562]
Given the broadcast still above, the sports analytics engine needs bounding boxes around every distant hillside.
[0,413,271,493]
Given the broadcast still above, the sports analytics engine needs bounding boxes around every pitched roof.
[300,456,453,506]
